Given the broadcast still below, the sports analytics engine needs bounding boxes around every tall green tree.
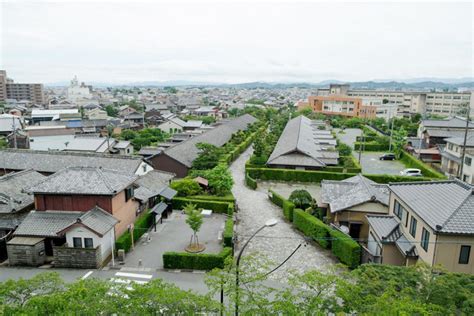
[184,203,204,250]
[192,143,224,170]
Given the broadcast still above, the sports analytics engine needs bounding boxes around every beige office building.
[0,70,45,105]
[317,84,471,117]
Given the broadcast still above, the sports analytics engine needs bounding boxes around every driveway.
[230,147,337,281]
[352,151,406,175]
[335,128,361,148]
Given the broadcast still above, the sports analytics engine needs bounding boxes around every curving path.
[230,147,337,281]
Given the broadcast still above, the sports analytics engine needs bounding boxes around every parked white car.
[400,168,422,177]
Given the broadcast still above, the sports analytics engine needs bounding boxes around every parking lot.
[353,151,406,175]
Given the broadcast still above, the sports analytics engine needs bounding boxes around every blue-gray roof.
[389,180,474,235]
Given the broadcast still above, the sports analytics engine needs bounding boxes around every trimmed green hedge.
[399,150,446,179]
[223,218,234,248]
[268,190,295,222]
[329,229,361,269]
[116,212,153,252]
[188,194,236,203]
[249,168,354,183]
[364,174,433,183]
[354,142,390,151]
[163,247,232,270]
[172,197,234,215]
[293,209,330,249]
[248,167,436,183]
[245,172,257,190]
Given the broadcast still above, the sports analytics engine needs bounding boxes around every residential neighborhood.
[1,0,473,314]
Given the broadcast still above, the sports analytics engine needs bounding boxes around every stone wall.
[7,242,46,266]
[53,245,101,269]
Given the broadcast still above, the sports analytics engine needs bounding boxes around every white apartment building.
[317,84,471,117]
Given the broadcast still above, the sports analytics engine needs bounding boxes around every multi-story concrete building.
[0,70,45,105]
[317,84,471,117]
[303,95,377,119]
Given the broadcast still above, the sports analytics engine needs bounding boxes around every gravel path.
[230,147,337,280]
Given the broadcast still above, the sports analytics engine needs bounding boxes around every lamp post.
[235,218,278,316]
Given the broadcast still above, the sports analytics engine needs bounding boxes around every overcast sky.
[1,0,472,84]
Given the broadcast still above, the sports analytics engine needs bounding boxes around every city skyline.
[1,1,473,84]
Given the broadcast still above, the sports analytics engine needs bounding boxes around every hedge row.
[188,194,236,203]
[293,209,330,249]
[223,218,234,248]
[399,150,446,179]
[163,247,232,270]
[116,212,154,252]
[220,125,267,166]
[248,168,354,183]
[245,172,257,190]
[268,190,295,222]
[171,197,234,215]
[329,229,361,269]
[248,167,435,184]
[354,142,390,151]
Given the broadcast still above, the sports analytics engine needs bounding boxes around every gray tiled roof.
[14,207,118,237]
[425,129,467,138]
[267,115,338,168]
[366,215,400,242]
[389,180,474,235]
[161,114,257,168]
[422,117,474,129]
[26,167,137,195]
[321,174,389,213]
[395,234,418,257]
[445,133,474,147]
[0,149,146,175]
[0,170,46,213]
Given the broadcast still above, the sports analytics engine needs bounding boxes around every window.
[84,238,94,249]
[421,228,430,251]
[465,157,472,166]
[409,217,417,237]
[73,237,82,248]
[125,187,134,201]
[394,200,404,220]
[459,245,471,264]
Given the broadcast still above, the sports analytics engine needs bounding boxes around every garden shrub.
[329,228,361,269]
[188,194,236,203]
[268,189,285,207]
[172,197,234,215]
[354,142,390,151]
[288,189,312,209]
[282,199,295,222]
[163,247,232,270]
[399,150,446,179]
[293,209,330,249]
[364,174,433,183]
[170,179,203,196]
[223,218,234,248]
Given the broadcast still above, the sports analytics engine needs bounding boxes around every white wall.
[65,226,114,259]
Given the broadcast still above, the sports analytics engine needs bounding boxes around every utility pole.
[459,102,471,180]
[388,112,395,152]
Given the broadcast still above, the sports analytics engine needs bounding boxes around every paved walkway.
[230,148,337,281]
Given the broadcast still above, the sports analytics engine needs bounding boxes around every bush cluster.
[163,247,232,270]
[171,197,234,215]
[268,190,295,222]
[116,212,154,252]
[329,228,361,269]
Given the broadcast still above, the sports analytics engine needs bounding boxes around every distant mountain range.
[45,78,474,90]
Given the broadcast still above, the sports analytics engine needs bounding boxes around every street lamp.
[234,219,278,316]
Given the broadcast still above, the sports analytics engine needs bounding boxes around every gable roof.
[267,115,338,168]
[0,149,147,175]
[26,167,137,195]
[160,114,257,168]
[389,179,474,235]
[14,207,118,237]
[134,170,176,201]
[0,169,46,213]
[321,174,389,213]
